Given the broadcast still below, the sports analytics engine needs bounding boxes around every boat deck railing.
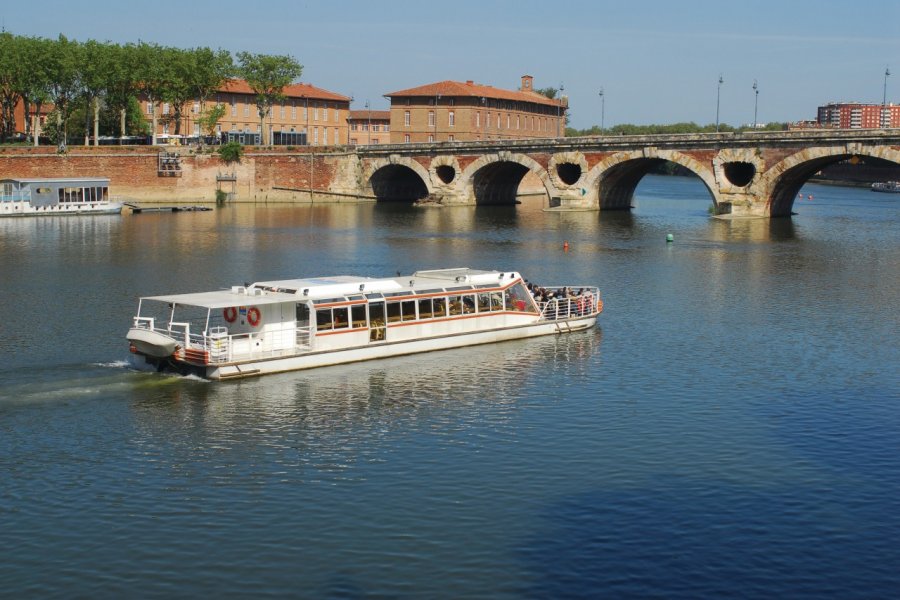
[133,317,310,365]
[1,191,32,203]
[536,287,602,321]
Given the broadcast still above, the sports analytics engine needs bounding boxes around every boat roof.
[140,268,521,308]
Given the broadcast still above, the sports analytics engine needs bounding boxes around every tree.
[45,34,83,148]
[134,41,173,145]
[105,42,145,142]
[197,103,226,140]
[79,39,116,145]
[236,51,302,145]
[534,87,558,100]
[0,32,27,142]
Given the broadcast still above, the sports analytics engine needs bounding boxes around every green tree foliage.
[237,52,302,145]
[197,103,226,138]
[218,141,243,164]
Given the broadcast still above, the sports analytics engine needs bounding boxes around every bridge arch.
[585,149,720,210]
[761,145,900,217]
[458,151,553,205]
[364,155,433,203]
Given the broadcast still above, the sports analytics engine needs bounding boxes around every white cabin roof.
[139,268,521,309]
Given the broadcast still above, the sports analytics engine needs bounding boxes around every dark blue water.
[1,176,898,598]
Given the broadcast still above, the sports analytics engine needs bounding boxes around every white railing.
[131,317,312,364]
[536,287,602,321]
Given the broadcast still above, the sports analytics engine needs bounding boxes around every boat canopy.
[141,289,299,310]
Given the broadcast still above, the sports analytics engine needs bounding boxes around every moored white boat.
[126,268,603,380]
[0,177,122,217]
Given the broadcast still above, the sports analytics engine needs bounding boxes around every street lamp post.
[434,93,441,142]
[598,87,605,135]
[557,83,565,137]
[365,100,371,145]
[883,66,891,128]
[716,74,724,132]
[752,79,759,129]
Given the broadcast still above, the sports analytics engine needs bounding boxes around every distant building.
[384,75,567,144]
[347,109,391,145]
[817,102,900,129]
[140,79,351,146]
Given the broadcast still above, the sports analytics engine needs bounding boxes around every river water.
[1,175,898,598]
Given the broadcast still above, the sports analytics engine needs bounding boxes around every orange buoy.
[563,241,569,252]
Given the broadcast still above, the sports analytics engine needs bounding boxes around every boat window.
[477,292,491,312]
[490,291,503,311]
[365,293,384,300]
[446,285,473,291]
[333,307,349,329]
[386,301,402,323]
[351,304,367,328]
[432,297,447,317]
[418,298,433,319]
[475,284,496,289]
[316,308,334,331]
[505,282,533,312]
[420,289,443,294]
[462,295,476,314]
[401,300,416,321]
[296,302,310,324]
[315,297,344,305]
[448,295,463,316]
[346,294,364,301]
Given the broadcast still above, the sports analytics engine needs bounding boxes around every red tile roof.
[384,80,563,108]
[348,110,391,120]
[219,79,350,102]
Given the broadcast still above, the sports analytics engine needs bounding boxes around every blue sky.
[3,0,898,129]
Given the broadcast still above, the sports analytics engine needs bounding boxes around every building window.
[314,128,319,144]
[334,127,338,143]
[323,104,328,121]
[476,112,480,127]
[449,98,455,106]
[231,98,237,116]
[448,134,454,141]
[507,115,511,129]
[314,103,319,121]
[162,102,170,115]
[280,103,285,119]
[517,115,520,129]
[351,123,358,131]
[163,123,169,134]
[428,134,434,142]
[384,124,389,132]
[448,111,455,127]
[428,111,434,127]
[146,102,153,115]
[373,138,379,144]
[303,103,308,120]
[404,134,410,143]
[291,100,297,119]
[404,111,410,126]
[244,103,250,117]
[193,101,200,114]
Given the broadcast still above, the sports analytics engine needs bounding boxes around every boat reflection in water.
[152,328,604,438]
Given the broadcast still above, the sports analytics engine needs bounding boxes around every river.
[1,175,898,598]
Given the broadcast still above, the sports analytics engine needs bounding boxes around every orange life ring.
[247,306,261,327]
[223,306,237,323]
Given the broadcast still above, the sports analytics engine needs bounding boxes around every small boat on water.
[0,177,122,217]
[871,181,900,193]
[126,268,604,380]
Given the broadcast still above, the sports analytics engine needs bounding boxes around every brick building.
[384,75,566,144]
[142,79,351,145]
[817,102,900,129]
[347,109,391,145]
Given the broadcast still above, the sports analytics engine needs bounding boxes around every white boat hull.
[206,315,597,379]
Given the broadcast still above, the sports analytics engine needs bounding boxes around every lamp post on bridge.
[882,66,891,128]
[365,100,371,145]
[557,82,564,138]
[753,79,759,129]
[715,74,724,132]
[599,87,605,135]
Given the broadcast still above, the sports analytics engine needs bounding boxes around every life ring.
[223,307,237,323]
[247,306,261,327]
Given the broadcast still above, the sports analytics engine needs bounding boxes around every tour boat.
[871,181,900,193]
[126,268,603,380]
[0,177,122,217]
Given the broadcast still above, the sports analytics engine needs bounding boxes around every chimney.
[521,75,533,91]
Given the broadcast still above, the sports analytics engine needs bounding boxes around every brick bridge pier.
[330,130,900,217]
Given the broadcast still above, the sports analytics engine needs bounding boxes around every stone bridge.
[328,130,900,217]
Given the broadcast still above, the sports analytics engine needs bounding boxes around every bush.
[218,141,243,164]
